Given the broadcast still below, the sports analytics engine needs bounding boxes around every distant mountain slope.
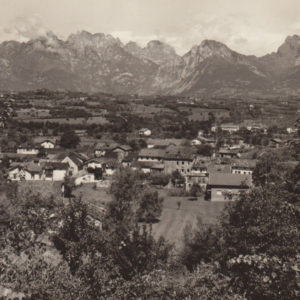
[0,31,300,96]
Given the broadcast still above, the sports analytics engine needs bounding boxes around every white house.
[75,172,97,186]
[61,153,86,176]
[86,158,103,169]
[139,128,152,137]
[8,164,43,181]
[40,139,56,149]
[44,162,69,181]
[231,159,257,176]
[191,139,201,146]
[287,127,298,134]
[17,143,39,155]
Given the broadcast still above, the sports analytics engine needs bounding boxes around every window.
[182,161,184,165]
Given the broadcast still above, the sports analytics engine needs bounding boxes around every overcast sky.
[0,0,300,56]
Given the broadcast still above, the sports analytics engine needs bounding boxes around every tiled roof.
[44,162,69,170]
[94,141,119,151]
[207,163,232,174]
[115,145,132,151]
[146,138,185,148]
[132,161,164,170]
[138,148,165,158]
[33,136,58,144]
[231,159,257,169]
[209,173,251,187]
[219,148,240,154]
[18,142,38,149]
[164,146,194,160]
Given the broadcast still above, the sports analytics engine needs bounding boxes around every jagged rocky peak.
[189,39,233,58]
[124,39,179,65]
[277,35,300,56]
[124,41,142,55]
[146,40,177,55]
[143,40,179,64]
[67,30,122,50]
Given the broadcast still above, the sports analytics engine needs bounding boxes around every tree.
[136,189,163,222]
[181,187,300,299]
[52,197,103,275]
[171,170,184,187]
[60,130,80,149]
[189,183,202,197]
[252,152,285,187]
[149,173,170,186]
[105,168,171,279]
[196,144,213,157]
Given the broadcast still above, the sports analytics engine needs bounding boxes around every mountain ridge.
[0,31,299,96]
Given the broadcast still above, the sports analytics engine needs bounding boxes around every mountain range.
[0,30,300,97]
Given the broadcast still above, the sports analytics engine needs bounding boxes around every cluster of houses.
[2,118,299,201]
[0,133,258,201]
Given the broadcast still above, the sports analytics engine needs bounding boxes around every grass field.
[17,182,225,249]
[152,192,225,249]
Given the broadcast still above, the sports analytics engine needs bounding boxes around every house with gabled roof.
[59,152,88,176]
[139,128,151,137]
[132,161,164,174]
[44,162,69,181]
[138,148,165,162]
[110,144,132,161]
[231,159,257,176]
[8,163,43,181]
[185,157,210,191]
[207,173,252,201]
[146,138,185,149]
[218,148,240,159]
[94,140,119,157]
[163,146,195,175]
[17,142,39,155]
[33,136,58,149]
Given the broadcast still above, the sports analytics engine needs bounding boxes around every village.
[0,90,299,204]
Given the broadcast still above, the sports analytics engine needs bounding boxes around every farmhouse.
[40,139,56,149]
[207,173,252,201]
[220,123,240,133]
[94,141,118,157]
[8,163,43,181]
[139,128,152,137]
[146,138,184,149]
[17,143,39,155]
[218,148,240,159]
[132,161,164,174]
[61,152,87,176]
[231,159,257,175]
[44,162,69,181]
[110,145,132,161]
[164,146,195,175]
[138,148,165,162]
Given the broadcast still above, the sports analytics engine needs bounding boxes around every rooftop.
[138,148,165,158]
[209,173,252,187]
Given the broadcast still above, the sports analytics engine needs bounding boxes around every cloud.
[0,0,299,57]
[109,30,160,47]
[0,15,49,43]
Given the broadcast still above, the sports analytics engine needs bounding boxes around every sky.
[0,0,300,56]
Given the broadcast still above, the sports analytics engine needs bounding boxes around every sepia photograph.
[0,0,299,299]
